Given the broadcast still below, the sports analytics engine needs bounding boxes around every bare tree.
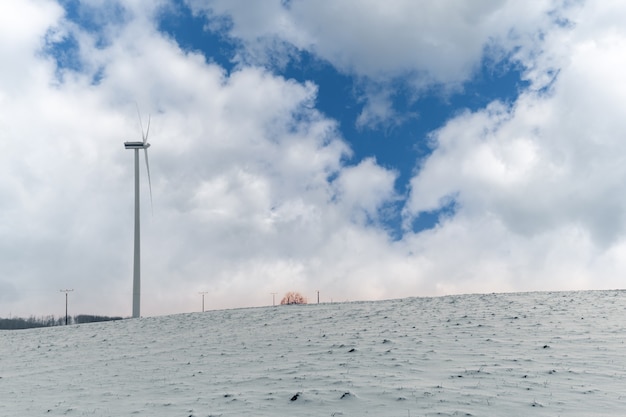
[280,291,308,305]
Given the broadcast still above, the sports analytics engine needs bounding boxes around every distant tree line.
[74,314,124,324]
[0,314,124,330]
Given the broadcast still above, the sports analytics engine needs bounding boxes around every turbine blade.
[144,148,153,215]
[135,103,145,142]
[144,114,151,144]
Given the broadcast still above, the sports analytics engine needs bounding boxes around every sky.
[2,0,626,318]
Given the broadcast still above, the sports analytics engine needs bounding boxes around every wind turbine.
[124,109,152,318]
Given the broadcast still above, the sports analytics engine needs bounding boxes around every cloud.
[332,157,398,224]
[184,0,569,128]
[3,0,626,318]
[407,3,626,241]
[187,0,540,80]
[0,0,63,93]
[403,0,626,292]
[1,0,402,316]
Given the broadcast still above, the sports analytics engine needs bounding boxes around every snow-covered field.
[2,290,626,416]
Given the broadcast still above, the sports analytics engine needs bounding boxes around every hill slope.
[1,290,625,416]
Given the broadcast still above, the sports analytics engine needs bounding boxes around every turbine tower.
[124,110,152,318]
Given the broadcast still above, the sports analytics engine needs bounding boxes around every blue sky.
[155,1,528,236]
[2,0,626,317]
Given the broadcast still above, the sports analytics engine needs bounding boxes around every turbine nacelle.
[124,141,151,149]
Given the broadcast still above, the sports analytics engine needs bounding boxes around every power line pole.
[60,289,73,325]
[270,292,277,306]
[198,291,208,312]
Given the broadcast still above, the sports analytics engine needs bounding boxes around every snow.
[1,290,626,416]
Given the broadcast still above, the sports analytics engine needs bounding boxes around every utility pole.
[198,291,208,312]
[317,290,320,304]
[60,289,73,325]
[270,292,277,306]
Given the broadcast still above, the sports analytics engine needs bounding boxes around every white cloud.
[332,157,397,224]
[407,9,626,240]
[185,0,570,128]
[188,0,551,81]
[0,0,63,94]
[1,0,405,316]
[3,0,626,318]
[403,0,626,292]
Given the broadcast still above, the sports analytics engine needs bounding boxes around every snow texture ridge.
[1,290,625,416]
